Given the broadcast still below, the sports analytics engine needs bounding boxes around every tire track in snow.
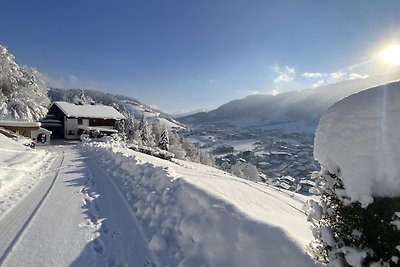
[0,151,65,265]
[70,150,157,267]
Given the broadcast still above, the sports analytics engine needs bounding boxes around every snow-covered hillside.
[180,72,400,133]
[84,140,320,266]
[0,133,320,266]
[123,100,184,130]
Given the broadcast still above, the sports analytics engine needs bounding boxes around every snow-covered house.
[44,101,125,140]
[0,120,52,145]
[298,179,315,194]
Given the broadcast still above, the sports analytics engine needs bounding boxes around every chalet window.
[78,118,83,125]
[67,130,75,135]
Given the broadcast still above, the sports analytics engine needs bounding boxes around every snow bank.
[84,141,319,267]
[0,133,53,216]
[314,81,400,206]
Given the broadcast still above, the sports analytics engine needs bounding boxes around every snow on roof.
[0,120,41,127]
[314,80,400,206]
[51,101,125,120]
[282,175,296,183]
[77,125,118,133]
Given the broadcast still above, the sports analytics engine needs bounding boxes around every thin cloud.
[348,73,369,80]
[41,72,97,89]
[302,72,326,78]
[273,66,296,83]
[302,70,369,89]
[311,79,325,88]
[329,71,345,82]
[67,74,79,83]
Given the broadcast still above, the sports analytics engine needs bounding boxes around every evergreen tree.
[73,89,88,105]
[125,115,135,141]
[114,119,126,141]
[168,131,185,159]
[139,115,153,146]
[158,125,170,151]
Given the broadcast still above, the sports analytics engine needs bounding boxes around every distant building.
[0,120,52,145]
[43,101,125,139]
[299,179,316,194]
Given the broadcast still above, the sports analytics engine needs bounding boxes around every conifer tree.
[139,114,153,146]
[158,125,170,151]
[73,89,87,105]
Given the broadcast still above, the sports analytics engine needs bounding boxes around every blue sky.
[1,0,400,113]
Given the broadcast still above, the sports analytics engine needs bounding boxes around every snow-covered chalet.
[42,101,125,139]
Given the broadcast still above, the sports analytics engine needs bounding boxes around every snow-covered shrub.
[128,143,174,161]
[306,82,400,266]
[306,169,400,266]
[230,160,260,182]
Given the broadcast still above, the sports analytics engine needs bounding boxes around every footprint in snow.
[92,238,104,254]
[100,222,110,235]
[111,232,121,239]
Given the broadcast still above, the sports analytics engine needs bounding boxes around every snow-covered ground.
[84,140,320,266]
[0,133,320,266]
[0,133,53,216]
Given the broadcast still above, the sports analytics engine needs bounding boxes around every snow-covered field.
[0,133,320,266]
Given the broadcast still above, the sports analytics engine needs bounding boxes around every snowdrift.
[84,141,320,266]
[314,80,400,206]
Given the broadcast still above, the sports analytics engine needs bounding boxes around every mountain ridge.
[179,72,400,133]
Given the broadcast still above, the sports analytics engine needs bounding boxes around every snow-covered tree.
[138,114,153,146]
[125,115,135,141]
[306,83,400,266]
[152,122,162,142]
[114,119,127,141]
[242,163,260,182]
[0,45,50,120]
[158,125,170,151]
[168,131,186,159]
[73,89,90,105]
[198,149,214,166]
[230,159,259,182]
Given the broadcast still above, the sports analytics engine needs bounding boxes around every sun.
[380,44,400,65]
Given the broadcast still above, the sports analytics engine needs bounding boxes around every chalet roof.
[51,101,125,120]
[0,120,41,127]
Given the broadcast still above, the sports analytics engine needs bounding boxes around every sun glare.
[380,44,400,65]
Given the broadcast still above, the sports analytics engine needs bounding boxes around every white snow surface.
[0,132,319,266]
[85,140,320,267]
[51,101,125,119]
[0,134,53,216]
[123,101,185,129]
[0,120,41,127]
[314,81,400,206]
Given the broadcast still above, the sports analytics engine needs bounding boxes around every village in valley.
[182,126,319,194]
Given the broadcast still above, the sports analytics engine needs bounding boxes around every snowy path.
[0,145,154,267]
